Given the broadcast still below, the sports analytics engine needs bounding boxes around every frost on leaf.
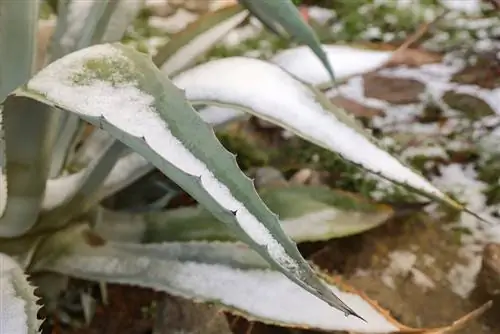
[0,253,41,334]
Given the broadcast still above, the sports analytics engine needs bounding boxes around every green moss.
[72,58,138,86]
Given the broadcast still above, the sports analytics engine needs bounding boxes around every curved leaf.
[141,186,394,243]
[43,151,153,211]
[0,0,40,219]
[155,5,249,76]
[172,57,462,211]
[41,139,126,227]
[238,0,336,83]
[271,45,392,87]
[36,233,490,333]
[12,43,360,318]
[0,252,42,334]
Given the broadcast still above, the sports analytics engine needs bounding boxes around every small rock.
[330,95,384,118]
[442,91,495,120]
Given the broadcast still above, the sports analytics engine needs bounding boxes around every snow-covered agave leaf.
[173,57,463,211]
[271,45,392,87]
[49,0,109,60]
[142,185,394,243]
[155,5,249,76]
[0,252,42,334]
[11,43,360,318]
[238,0,335,83]
[0,0,39,218]
[198,105,247,128]
[37,234,489,334]
[43,106,240,213]
[96,0,144,44]
[40,139,127,230]
[43,151,153,211]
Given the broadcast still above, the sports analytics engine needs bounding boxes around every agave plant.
[0,0,486,333]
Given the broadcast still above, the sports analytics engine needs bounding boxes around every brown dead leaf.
[331,95,385,118]
[363,74,426,104]
[451,54,500,89]
[423,301,493,334]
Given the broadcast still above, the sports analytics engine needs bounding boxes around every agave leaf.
[236,0,284,37]
[0,97,59,236]
[35,230,489,334]
[41,139,127,229]
[155,5,249,76]
[0,252,42,334]
[43,151,153,211]
[139,185,394,243]
[92,0,144,44]
[70,128,114,168]
[271,45,393,87]
[12,43,360,318]
[48,0,110,60]
[0,0,39,218]
[198,105,248,128]
[238,0,335,83]
[172,57,463,211]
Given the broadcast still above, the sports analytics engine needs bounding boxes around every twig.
[393,9,450,56]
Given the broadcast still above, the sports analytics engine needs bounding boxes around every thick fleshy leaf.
[271,45,392,87]
[43,151,153,211]
[0,0,39,218]
[94,0,144,44]
[41,139,127,229]
[0,252,42,334]
[155,5,249,76]
[172,57,463,211]
[238,0,335,82]
[198,105,247,128]
[12,43,360,317]
[140,186,394,243]
[48,0,109,60]
[35,231,490,334]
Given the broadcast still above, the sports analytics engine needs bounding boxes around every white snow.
[432,164,499,298]
[42,152,153,210]
[0,252,40,334]
[271,45,392,85]
[173,57,451,204]
[51,250,400,333]
[27,44,300,274]
[148,9,198,34]
[440,0,482,14]
[198,105,246,127]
